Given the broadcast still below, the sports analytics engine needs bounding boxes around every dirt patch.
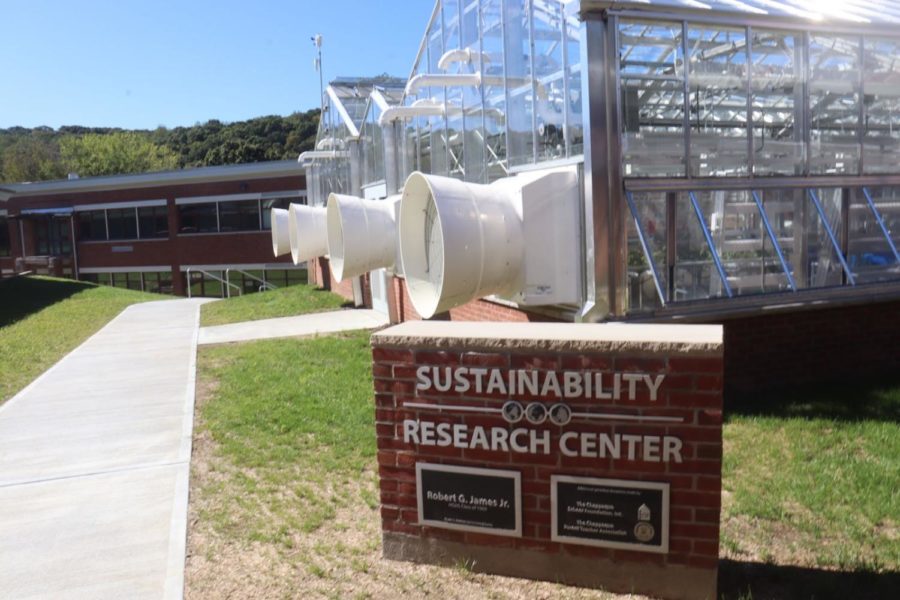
[185,367,643,599]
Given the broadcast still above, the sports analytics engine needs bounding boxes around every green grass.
[193,335,899,596]
[0,276,160,403]
[196,332,376,544]
[199,283,349,327]
[723,383,900,573]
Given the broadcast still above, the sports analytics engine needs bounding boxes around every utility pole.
[312,34,324,116]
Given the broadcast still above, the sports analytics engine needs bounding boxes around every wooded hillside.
[0,109,320,183]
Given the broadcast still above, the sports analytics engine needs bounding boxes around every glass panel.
[688,25,748,177]
[261,197,295,229]
[619,20,686,177]
[218,200,260,232]
[848,189,900,282]
[178,203,218,233]
[504,0,536,167]
[806,188,845,287]
[758,189,803,288]
[78,210,107,241]
[751,29,804,175]
[80,273,99,284]
[626,192,667,311]
[809,35,861,174]
[138,206,168,239]
[563,1,582,157]
[126,272,143,291]
[481,0,507,180]
[106,208,138,240]
[715,190,792,294]
[286,268,307,285]
[674,192,727,300]
[863,37,900,174]
[532,0,566,162]
[112,272,129,289]
[0,217,9,257]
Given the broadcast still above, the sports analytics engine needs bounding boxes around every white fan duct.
[287,204,328,265]
[326,193,400,282]
[399,166,582,319]
[270,207,291,257]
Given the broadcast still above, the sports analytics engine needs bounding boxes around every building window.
[0,217,10,257]
[107,208,138,240]
[262,197,296,229]
[138,205,169,239]
[78,210,108,241]
[218,200,261,232]
[178,203,218,233]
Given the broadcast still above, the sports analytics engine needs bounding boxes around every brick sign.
[371,322,723,600]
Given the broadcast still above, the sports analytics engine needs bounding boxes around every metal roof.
[0,160,304,201]
[581,1,900,28]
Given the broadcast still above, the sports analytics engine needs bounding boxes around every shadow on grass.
[725,379,900,423]
[719,559,899,600]
[309,287,356,309]
[0,276,95,328]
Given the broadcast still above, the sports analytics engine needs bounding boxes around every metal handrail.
[225,268,278,294]
[185,268,241,299]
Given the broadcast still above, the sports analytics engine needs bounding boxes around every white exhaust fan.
[326,193,400,282]
[287,203,328,265]
[271,208,291,257]
[398,166,582,319]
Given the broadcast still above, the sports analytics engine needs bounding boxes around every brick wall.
[390,275,547,323]
[721,298,900,395]
[312,256,371,307]
[371,323,723,600]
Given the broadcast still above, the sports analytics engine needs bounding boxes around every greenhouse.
[299,0,900,322]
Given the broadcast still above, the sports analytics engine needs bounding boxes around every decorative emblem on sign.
[525,402,547,424]
[501,400,524,423]
[638,503,651,521]
[634,521,656,542]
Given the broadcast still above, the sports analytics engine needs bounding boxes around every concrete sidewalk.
[0,299,210,600]
[197,308,389,345]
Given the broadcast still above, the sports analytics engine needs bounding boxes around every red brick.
[396,453,417,467]
[698,409,723,426]
[668,391,722,408]
[668,357,723,374]
[372,348,414,363]
[510,354,559,369]
[380,506,399,521]
[377,450,396,467]
[695,375,723,391]
[462,352,509,367]
[612,549,666,565]
[415,351,460,365]
[694,509,720,524]
[687,555,719,569]
[372,364,392,378]
[614,357,667,373]
[559,354,613,370]
[671,491,721,509]
[696,445,723,460]
[392,365,421,380]
[668,537,692,554]
[669,522,719,539]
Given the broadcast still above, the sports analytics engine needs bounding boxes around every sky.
[0,0,435,130]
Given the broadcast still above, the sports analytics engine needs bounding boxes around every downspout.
[69,215,79,280]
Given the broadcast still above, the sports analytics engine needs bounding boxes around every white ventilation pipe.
[271,208,290,257]
[288,204,328,265]
[398,167,581,319]
[297,150,350,165]
[437,48,491,71]
[405,72,482,96]
[379,99,445,126]
[326,194,400,282]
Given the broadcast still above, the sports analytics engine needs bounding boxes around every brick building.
[0,160,306,296]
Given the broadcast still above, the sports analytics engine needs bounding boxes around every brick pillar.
[371,322,723,600]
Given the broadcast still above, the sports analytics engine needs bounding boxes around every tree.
[59,132,179,177]
[1,137,66,183]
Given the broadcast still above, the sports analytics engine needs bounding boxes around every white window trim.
[179,263,307,271]
[74,199,166,212]
[79,265,171,274]
[175,193,259,205]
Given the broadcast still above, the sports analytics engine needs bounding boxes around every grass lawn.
[199,283,349,327]
[188,333,899,599]
[0,276,160,403]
